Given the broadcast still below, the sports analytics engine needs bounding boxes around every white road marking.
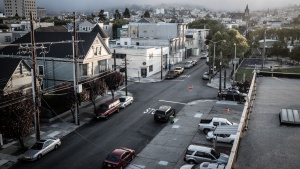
[194,113,203,118]
[158,161,169,165]
[172,125,180,128]
[127,164,145,169]
[143,108,156,114]
[159,100,187,105]
[180,75,191,78]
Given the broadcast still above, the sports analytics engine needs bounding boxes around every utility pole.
[125,55,128,96]
[219,51,223,99]
[73,12,80,125]
[30,12,40,141]
[261,29,266,70]
[161,47,163,80]
[114,49,116,71]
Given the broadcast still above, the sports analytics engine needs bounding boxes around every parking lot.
[128,100,244,169]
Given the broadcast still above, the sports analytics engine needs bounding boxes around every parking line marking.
[48,131,61,137]
[159,100,187,105]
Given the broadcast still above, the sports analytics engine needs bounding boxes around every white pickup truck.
[198,117,237,134]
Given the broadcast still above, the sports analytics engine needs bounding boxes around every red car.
[102,147,135,169]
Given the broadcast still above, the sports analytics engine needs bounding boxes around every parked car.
[119,96,133,108]
[22,138,61,161]
[200,55,207,59]
[165,70,178,79]
[102,147,135,169]
[154,105,176,122]
[192,60,198,66]
[218,89,247,102]
[202,72,209,80]
[184,61,193,69]
[206,131,236,144]
[94,99,121,119]
[184,145,229,165]
[174,67,184,75]
[180,162,226,169]
[198,117,238,134]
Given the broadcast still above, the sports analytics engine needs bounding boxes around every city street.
[10,59,217,169]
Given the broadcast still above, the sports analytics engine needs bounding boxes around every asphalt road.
[11,59,217,169]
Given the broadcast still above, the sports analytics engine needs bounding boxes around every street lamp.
[207,39,226,80]
[232,43,237,81]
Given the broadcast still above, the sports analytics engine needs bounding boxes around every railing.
[226,71,257,169]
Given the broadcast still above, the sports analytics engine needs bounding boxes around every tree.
[98,9,107,22]
[270,41,285,60]
[104,71,124,100]
[0,92,33,150]
[112,19,129,39]
[143,10,150,18]
[290,46,300,64]
[85,78,108,111]
[123,8,130,18]
[114,9,122,20]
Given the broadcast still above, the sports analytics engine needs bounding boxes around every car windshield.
[99,105,109,110]
[119,98,126,102]
[155,110,166,115]
[226,121,233,125]
[31,142,44,150]
[105,154,120,163]
[211,148,220,159]
[175,68,181,70]
[192,164,201,169]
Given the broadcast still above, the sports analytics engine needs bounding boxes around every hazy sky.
[1,0,298,13]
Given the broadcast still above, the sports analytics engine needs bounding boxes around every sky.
[0,0,298,13]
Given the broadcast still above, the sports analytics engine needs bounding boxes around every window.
[124,42,127,45]
[5,36,11,42]
[195,151,205,157]
[38,65,44,75]
[186,150,194,155]
[98,47,102,55]
[149,65,153,72]
[82,64,88,76]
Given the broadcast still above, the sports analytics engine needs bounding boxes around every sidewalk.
[0,54,233,168]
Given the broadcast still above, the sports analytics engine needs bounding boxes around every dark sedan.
[165,70,178,79]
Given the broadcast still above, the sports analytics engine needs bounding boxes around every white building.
[110,46,169,78]
[155,8,165,15]
[3,0,37,19]
[37,7,47,19]
[119,22,187,65]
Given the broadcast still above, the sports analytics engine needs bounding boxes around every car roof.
[188,145,212,153]
[101,99,120,106]
[200,162,225,169]
[158,105,171,111]
[111,148,127,156]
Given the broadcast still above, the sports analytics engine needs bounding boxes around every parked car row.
[94,95,134,120]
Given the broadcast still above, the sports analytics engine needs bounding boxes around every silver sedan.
[22,137,61,161]
[119,96,134,108]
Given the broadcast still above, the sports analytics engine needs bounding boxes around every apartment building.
[3,0,37,19]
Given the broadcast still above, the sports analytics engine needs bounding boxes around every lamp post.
[232,43,236,81]
[207,39,226,80]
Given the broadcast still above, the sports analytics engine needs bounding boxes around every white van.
[184,145,229,165]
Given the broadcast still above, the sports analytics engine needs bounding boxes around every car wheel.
[188,160,196,164]
[37,154,42,160]
[204,129,210,135]
[131,155,135,161]
[116,109,120,113]
[105,116,109,120]
[120,166,123,169]
[210,138,215,142]
[54,144,58,150]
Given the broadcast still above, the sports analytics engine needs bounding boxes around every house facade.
[0,57,32,95]
[0,25,111,88]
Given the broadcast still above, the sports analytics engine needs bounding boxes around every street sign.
[188,85,193,91]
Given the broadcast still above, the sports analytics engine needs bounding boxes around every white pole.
[31,69,37,138]
[72,36,78,124]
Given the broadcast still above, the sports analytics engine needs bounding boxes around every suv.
[154,105,176,122]
[94,99,121,119]
[184,145,229,164]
